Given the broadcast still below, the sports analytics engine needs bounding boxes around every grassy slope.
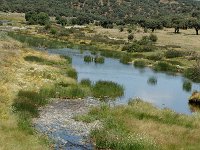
[0,32,75,149]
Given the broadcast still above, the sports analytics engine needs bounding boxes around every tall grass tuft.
[120,54,132,64]
[92,81,124,100]
[67,68,78,80]
[94,56,105,64]
[84,55,93,63]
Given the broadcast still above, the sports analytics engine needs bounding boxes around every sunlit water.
[48,48,200,114]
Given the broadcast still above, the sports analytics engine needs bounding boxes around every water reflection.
[47,48,200,114]
[147,76,157,86]
[182,80,192,92]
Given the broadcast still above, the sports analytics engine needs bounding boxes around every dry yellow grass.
[0,33,75,149]
[92,26,200,52]
[0,12,25,22]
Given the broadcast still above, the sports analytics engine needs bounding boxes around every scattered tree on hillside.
[25,11,49,25]
[141,19,162,32]
[188,18,200,35]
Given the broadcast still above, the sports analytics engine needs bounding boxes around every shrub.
[84,55,93,63]
[184,68,200,82]
[127,28,132,33]
[120,54,132,64]
[60,55,72,64]
[119,26,124,32]
[92,81,124,100]
[80,79,92,87]
[67,68,78,80]
[165,50,185,58]
[149,34,158,42]
[50,28,57,35]
[128,34,134,41]
[153,61,177,72]
[94,56,105,64]
[146,53,163,61]
[134,60,146,68]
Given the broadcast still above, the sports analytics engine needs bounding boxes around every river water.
[48,48,200,114]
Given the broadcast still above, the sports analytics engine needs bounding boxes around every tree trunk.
[152,28,155,32]
[196,29,199,35]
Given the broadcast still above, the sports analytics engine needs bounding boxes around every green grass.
[8,32,72,48]
[92,80,124,100]
[80,79,92,87]
[78,99,200,150]
[67,68,78,80]
[24,55,67,66]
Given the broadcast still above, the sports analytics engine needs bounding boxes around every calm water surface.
[48,48,200,114]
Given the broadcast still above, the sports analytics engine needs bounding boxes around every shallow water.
[48,48,200,114]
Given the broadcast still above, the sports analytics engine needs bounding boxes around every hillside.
[1,0,200,21]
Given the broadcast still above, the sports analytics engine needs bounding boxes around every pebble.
[33,98,101,150]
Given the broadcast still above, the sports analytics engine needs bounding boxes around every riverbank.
[7,31,200,83]
[77,99,200,150]
[33,98,101,149]
[0,31,77,149]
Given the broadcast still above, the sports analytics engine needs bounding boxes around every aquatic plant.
[134,60,146,68]
[182,80,192,92]
[92,80,124,100]
[147,76,157,85]
[84,55,93,63]
[94,56,105,64]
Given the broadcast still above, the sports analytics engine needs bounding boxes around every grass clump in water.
[94,56,105,64]
[134,60,146,68]
[92,81,124,100]
[182,80,192,92]
[84,55,93,63]
[147,76,157,85]
[153,61,177,72]
[120,54,132,64]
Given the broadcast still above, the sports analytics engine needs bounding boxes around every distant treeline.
[2,0,200,34]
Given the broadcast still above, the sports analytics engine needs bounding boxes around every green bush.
[94,56,105,64]
[134,60,146,68]
[120,54,132,64]
[153,61,177,72]
[60,55,72,64]
[51,84,88,99]
[149,34,158,42]
[67,68,78,80]
[184,68,200,83]
[165,50,185,58]
[84,55,93,63]
[92,81,124,100]
[80,79,92,87]
[146,53,163,61]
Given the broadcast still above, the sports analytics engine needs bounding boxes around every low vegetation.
[92,81,124,100]
[78,99,200,150]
